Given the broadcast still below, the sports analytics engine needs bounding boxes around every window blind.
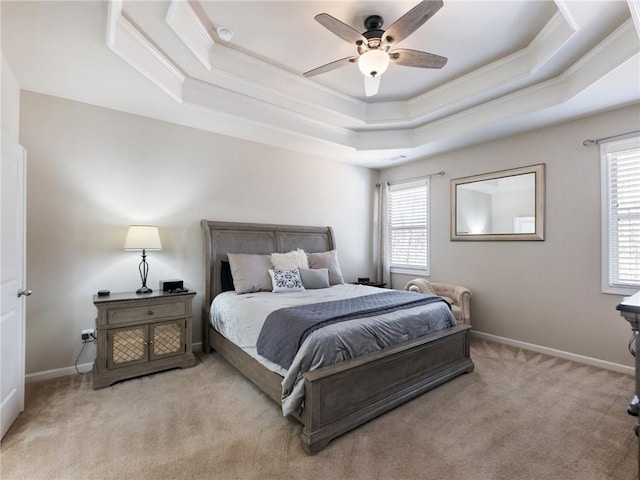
[388,179,429,272]
[604,137,640,291]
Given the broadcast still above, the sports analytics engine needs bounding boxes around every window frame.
[601,135,640,295]
[388,177,430,276]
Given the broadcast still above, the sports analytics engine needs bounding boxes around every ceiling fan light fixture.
[358,49,389,78]
[306,2,447,96]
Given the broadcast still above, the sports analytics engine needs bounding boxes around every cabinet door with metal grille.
[149,320,185,360]
[107,325,149,369]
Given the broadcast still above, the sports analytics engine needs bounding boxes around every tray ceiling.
[2,0,639,167]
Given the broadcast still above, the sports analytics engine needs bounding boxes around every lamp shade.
[358,49,390,78]
[124,225,162,251]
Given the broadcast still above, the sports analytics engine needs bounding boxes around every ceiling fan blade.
[389,49,447,69]
[382,0,444,46]
[315,13,368,45]
[364,75,381,97]
[303,56,358,77]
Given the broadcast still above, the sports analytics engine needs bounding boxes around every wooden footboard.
[209,324,473,454]
[300,324,473,454]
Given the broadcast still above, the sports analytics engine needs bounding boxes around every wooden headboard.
[200,220,336,348]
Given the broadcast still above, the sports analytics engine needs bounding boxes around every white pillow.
[268,269,305,293]
[307,250,344,285]
[271,249,309,271]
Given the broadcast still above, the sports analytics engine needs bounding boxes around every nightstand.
[92,291,196,389]
[355,281,386,288]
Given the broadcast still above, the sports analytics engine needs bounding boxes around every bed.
[201,220,474,454]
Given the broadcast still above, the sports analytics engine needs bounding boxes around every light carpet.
[1,339,637,480]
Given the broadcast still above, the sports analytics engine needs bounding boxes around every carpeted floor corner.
[1,339,637,480]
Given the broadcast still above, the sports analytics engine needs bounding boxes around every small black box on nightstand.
[160,279,183,292]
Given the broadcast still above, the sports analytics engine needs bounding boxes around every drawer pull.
[147,310,154,315]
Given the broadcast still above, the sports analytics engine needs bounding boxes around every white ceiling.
[2,0,640,168]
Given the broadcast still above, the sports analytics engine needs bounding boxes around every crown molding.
[108,1,185,103]
[412,23,639,150]
[553,0,579,33]
[354,21,639,154]
[107,1,637,164]
[202,40,367,125]
[181,4,579,129]
[560,19,639,100]
[182,77,355,148]
[187,53,367,128]
[166,0,214,71]
[628,0,640,40]
[367,9,578,127]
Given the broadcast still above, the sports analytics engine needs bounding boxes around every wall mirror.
[451,164,545,241]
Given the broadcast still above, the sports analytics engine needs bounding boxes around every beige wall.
[2,54,20,141]
[16,88,640,375]
[19,91,377,375]
[382,103,640,368]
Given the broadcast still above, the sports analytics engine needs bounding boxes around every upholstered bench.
[405,278,471,325]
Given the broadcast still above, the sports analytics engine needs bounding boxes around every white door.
[1,138,27,439]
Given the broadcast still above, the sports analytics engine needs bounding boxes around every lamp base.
[136,286,153,294]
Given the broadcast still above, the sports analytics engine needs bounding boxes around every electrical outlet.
[81,329,95,341]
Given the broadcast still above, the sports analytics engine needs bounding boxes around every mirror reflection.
[451,164,545,241]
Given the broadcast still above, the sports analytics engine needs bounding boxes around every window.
[388,178,429,275]
[601,136,640,294]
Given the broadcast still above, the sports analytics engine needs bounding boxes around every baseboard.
[471,330,634,376]
[26,336,632,383]
[26,363,94,383]
[26,342,205,383]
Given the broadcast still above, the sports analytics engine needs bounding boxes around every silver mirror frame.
[451,164,545,241]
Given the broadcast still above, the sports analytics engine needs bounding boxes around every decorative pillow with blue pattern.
[268,268,305,293]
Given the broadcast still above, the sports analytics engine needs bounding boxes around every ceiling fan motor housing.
[364,15,383,31]
[362,15,385,49]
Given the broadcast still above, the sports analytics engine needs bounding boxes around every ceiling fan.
[303,0,447,97]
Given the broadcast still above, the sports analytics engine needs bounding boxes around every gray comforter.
[258,290,450,370]
[279,294,456,416]
[210,284,457,416]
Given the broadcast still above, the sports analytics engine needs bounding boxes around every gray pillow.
[307,250,344,285]
[299,268,330,289]
[227,253,272,294]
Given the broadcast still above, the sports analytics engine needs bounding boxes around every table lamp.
[124,225,162,294]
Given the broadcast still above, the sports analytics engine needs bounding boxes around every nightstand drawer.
[107,302,186,325]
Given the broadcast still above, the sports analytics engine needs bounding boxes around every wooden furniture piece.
[201,220,474,454]
[405,278,472,324]
[92,291,196,389]
[616,291,640,477]
[354,280,386,288]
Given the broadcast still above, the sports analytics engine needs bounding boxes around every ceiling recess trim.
[628,0,640,39]
[108,0,185,103]
[368,9,578,126]
[166,0,214,71]
[107,0,639,163]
